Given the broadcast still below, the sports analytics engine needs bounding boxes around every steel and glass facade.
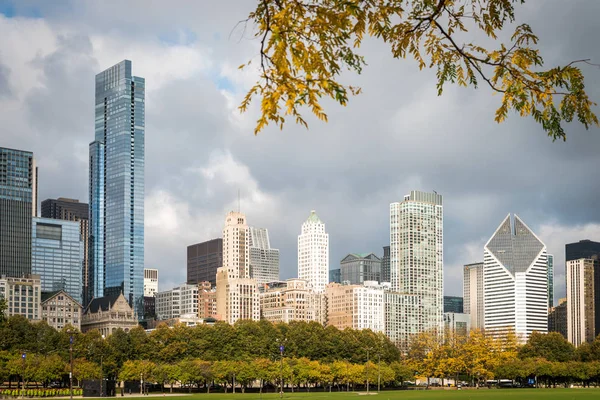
[0,147,37,277]
[443,295,464,313]
[32,217,83,303]
[249,227,280,286]
[340,252,381,285]
[89,60,145,317]
[547,254,554,308]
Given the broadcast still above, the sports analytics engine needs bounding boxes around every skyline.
[1,1,600,299]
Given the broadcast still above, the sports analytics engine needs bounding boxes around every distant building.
[0,275,41,321]
[566,240,600,261]
[484,214,548,342]
[155,283,198,320]
[325,281,388,333]
[463,262,484,330]
[81,293,139,337]
[340,253,381,285]
[143,268,158,297]
[41,198,90,306]
[443,296,464,314]
[566,258,598,347]
[248,227,280,285]
[0,147,37,277]
[260,278,319,323]
[41,290,82,331]
[548,298,567,338]
[298,210,329,292]
[329,269,341,284]
[547,254,554,308]
[143,296,155,320]
[444,312,470,336]
[381,246,390,283]
[384,291,421,353]
[187,239,223,286]
[198,281,217,319]
[32,217,83,304]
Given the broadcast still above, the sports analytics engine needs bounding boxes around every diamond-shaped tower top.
[485,214,544,275]
[306,210,323,224]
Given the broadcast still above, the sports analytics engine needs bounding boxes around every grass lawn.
[153,389,600,400]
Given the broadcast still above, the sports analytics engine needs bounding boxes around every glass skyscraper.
[0,147,37,277]
[89,60,145,317]
[547,254,554,308]
[32,217,83,304]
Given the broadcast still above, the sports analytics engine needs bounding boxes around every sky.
[1,0,599,301]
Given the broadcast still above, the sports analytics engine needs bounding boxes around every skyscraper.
[547,254,554,308]
[483,214,548,342]
[41,198,90,306]
[566,240,600,261]
[390,191,444,337]
[443,296,464,313]
[566,258,597,347]
[89,60,145,316]
[381,245,390,283]
[298,210,329,293]
[339,252,381,284]
[248,227,280,285]
[32,217,83,303]
[463,262,484,330]
[0,147,37,277]
[187,239,223,286]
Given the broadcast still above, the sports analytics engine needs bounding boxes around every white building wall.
[144,268,158,297]
[298,210,329,293]
[566,258,595,347]
[463,263,484,330]
[353,281,386,333]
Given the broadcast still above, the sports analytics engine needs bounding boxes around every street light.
[66,330,74,400]
[20,351,26,399]
[275,338,286,398]
[377,354,381,392]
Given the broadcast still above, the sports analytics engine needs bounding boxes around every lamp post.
[366,348,370,394]
[377,354,381,392]
[67,330,74,400]
[276,338,286,398]
[140,372,143,395]
[21,352,26,398]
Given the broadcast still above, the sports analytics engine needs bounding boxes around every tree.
[0,297,7,324]
[73,359,102,385]
[240,0,598,140]
[519,331,575,362]
[118,360,156,384]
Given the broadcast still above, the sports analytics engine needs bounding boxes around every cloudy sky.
[1,0,599,301]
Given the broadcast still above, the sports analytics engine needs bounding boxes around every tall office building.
[443,296,464,313]
[463,262,484,330]
[41,198,90,306]
[215,211,260,323]
[298,210,329,293]
[566,240,600,261]
[32,217,83,303]
[548,298,568,338]
[187,239,223,286]
[0,275,41,320]
[483,214,548,342]
[325,281,387,333]
[248,227,280,285]
[0,147,37,277]
[390,191,444,339]
[340,252,381,284]
[547,254,554,308]
[566,258,597,347]
[89,60,145,317]
[329,268,341,284]
[143,268,158,296]
[381,246,390,283]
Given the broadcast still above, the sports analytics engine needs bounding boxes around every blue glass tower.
[89,60,144,317]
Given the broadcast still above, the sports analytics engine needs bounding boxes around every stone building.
[41,290,82,331]
[81,293,138,336]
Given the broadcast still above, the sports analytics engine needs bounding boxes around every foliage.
[240,0,598,140]
[519,331,575,362]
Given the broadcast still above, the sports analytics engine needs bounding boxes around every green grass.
[153,389,600,400]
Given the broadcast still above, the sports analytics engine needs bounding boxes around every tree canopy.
[240,0,598,140]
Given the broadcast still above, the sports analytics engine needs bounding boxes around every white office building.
[298,210,329,293]
[463,262,484,330]
[566,258,597,347]
[155,283,198,320]
[144,268,158,297]
[483,214,548,342]
[249,227,280,285]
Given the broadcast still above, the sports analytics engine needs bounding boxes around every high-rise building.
[0,275,41,320]
[187,239,223,286]
[89,60,145,317]
[325,281,387,332]
[547,254,554,308]
[41,198,90,306]
[381,246,390,283]
[329,268,341,284]
[261,278,319,323]
[0,147,37,277]
[548,298,568,338]
[248,227,280,285]
[463,262,484,330]
[483,214,548,342]
[215,211,260,324]
[389,191,444,342]
[144,268,158,297]
[155,283,198,320]
[566,240,600,261]
[566,258,598,347]
[384,292,421,352]
[298,210,329,293]
[443,296,464,313]
[340,253,381,285]
[32,217,83,304]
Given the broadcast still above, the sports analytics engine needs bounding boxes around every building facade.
[260,278,318,323]
[443,312,470,337]
[566,240,600,262]
[443,296,464,314]
[340,253,381,285]
[547,254,554,308]
[483,214,548,342]
[81,293,138,336]
[155,283,199,320]
[325,281,387,333]
[463,262,484,330]
[41,198,90,306]
[198,281,217,319]
[549,298,568,338]
[566,258,597,347]
[215,212,260,324]
[298,210,329,293]
[143,268,158,297]
[381,246,390,283]
[32,217,83,304]
[389,191,444,345]
[41,290,82,331]
[89,60,145,317]
[187,238,223,286]
[384,291,421,352]
[329,269,341,284]
[0,147,37,277]
[248,227,280,285]
[0,275,41,320]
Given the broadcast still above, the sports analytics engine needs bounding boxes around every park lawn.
[162,389,600,400]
